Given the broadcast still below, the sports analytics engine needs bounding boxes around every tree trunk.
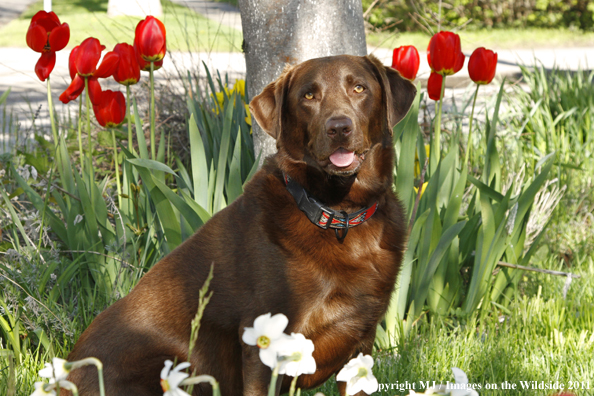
[238,0,367,165]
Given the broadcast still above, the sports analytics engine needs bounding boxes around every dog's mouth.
[321,147,368,176]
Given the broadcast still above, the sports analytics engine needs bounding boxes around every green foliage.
[505,65,594,260]
[363,0,594,32]
[379,80,555,348]
[0,64,254,394]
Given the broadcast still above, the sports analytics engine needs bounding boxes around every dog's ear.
[365,54,417,132]
[249,81,278,139]
[249,66,293,140]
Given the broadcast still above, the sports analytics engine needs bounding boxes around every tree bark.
[238,0,367,165]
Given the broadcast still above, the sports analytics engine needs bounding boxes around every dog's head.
[250,54,416,178]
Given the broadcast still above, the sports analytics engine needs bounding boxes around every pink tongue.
[329,148,355,167]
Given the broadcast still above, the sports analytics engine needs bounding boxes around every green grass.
[368,27,594,50]
[0,0,243,52]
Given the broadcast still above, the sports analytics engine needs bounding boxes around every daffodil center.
[357,367,368,378]
[256,335,271,349]
[160,379,170,392]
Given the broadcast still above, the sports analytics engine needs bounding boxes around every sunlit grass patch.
[0,0,243,52]
[368,28,594,50]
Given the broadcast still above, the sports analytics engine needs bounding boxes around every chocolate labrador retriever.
[66,54,416,396]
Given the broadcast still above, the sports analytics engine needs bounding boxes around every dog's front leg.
[242,343,284,396]
[336,328,376,396]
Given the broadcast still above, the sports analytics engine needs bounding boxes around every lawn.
[0,0,243,52]
[368,28,594,50]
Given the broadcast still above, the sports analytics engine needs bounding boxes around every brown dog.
[66,54,416,396]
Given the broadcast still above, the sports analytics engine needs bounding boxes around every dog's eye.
[354,85,365,93]
[304,92,314,100]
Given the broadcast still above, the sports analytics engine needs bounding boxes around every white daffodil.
[336,353,379,395]
[242,313,289,369]
[30,382,56,396]
[446,368,479,396]
[38,358,70,383]
[275,332,316,377]
[160,360,191,396]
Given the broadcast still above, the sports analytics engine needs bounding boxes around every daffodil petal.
[242,326,258,345]
[38,363,54,378]
[262,313,289,339]
[259,345,279,369]
[252,313,272,334]
[161,360,173,380]
[172,362,191,373]
[452,367,469,384]
[362,376,378,394]
[167,371,189,389]
[359,354,374,370]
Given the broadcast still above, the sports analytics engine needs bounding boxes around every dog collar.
[283,173,378,241]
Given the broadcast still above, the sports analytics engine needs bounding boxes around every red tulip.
[134,16,167,63]
[26,11,70,81]
[60,38,120,104]
[391,45,420,80]
[468,47,498,85]
[427,31,465,76]
[93,90,126,128]
[112,43,141,86]
[74,38,119,78]
[134,42,164,71]
[427,72,443,101]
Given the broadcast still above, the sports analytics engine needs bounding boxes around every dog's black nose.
[326,116,353,137]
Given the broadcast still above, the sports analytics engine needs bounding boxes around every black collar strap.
[283,173,378,241]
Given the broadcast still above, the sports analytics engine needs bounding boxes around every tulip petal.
[76,37,102,77]
[87,78,103,105]
[31,11,60,33]
[35,51,56,82]
[49,23,70,52]
[59,74,85,104]
[427,72,443,101]
[93,52,120,78]
[26,24,47,53]
[113,42,141,85]
[136,16,167,62]
[68,46,79,80]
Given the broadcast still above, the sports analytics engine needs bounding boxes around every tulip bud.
[391,45,420,81]
[427,31,465,76]
[113,43,141,86]
[134,16,167,63]
[93,90,127,128]
[468,47,498,85]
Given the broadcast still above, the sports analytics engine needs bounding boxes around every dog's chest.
[285,224,397,336]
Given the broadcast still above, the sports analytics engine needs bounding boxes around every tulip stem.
[66,358,105,396]
[78,97,84,172]
[111,128,122,208]
[464,84,480,169]
[126,85,135,155]
[84,77,92,172]
[46,77,59,149]
[430,74,447,175]
[150,61,156,160]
